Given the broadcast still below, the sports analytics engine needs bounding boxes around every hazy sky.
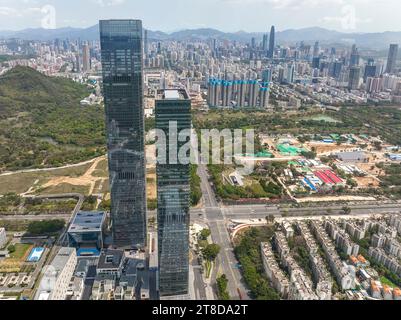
[0,0,400,33]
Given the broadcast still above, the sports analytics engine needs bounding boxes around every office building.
[75,53,80,73]
[312,57,320,69]
[144,29,149,56]
[348,66,361,90]
[262,68,272,82]
[251,37,256,49]
[364,61,377,83]
[100,19,147,249]
[156,89,191,298]
[96,249,125,277]
[269,26,275,59]
[92,249,150,300]
[313,41,320,57]
[67,211,106,256]
[386,44,399,74]
[286,64,295,84]
[331,61,343,79]
[262,34,269,52]
[82,43,90,72]
[35,248,77,300]
[350,45,360,67]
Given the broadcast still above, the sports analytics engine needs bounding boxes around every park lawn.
[0,173,49,195]
[91,159,109,178]
[37,183,90,196]
[95,159,108,172]
[10,243,33,260]
[380,276,398,288]
[0,219,30,232]
[24,199,77,214]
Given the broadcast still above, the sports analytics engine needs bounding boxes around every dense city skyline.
[0,0,401,33]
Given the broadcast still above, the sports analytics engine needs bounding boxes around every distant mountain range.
[1,25,401,49]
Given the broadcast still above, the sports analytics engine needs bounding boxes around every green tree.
[27,220,65,235]
[200,229,211,241]
[147,199,157,211]
[190,165,202,206]
[216,274,230,300]
[342,206,352,215]
[202,244,221,261]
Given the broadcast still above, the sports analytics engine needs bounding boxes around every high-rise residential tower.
[386,44,399,74]
[99,20,147,249]
[156,89,191,298]
[268,26,275,59]
[82,43,90,72]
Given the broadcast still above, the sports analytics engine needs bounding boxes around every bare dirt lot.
[1,144,158,198]
[355,176,381,188]
[305,142,356,155]
[40,156,107,195]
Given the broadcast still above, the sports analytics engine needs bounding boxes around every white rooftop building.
[0,228,6,249]
[35,247,77,300]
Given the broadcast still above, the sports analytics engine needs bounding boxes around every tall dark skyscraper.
[350,44,360,67]
[144,29,149,56]
[156,89,191,298]
[332,61,343,79]
[99,20,147,249]
[386,44,399,74]
[251,37,256,49]
[268,26,275,59]
[364,59,377,83]
[313,41,320,57]
[348,66,361,90]
[262,34,268,53]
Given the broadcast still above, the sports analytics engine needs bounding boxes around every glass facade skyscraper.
[99,20,147,249]
[269,26,275,59]
[386,44,399,74]
[156,89,191,298]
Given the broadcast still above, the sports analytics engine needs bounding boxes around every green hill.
[0,66,106,171]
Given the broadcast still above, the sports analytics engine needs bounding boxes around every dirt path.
[34,156,107,196]
[0,156,106,177]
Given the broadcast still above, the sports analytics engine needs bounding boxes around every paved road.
[197,164,250,300]
[0,214,71,221]
[191,252,207,300]
[191,203,401,221]
[58,194,85,246]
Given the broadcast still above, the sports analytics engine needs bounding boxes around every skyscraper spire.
[269,25,275,59]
